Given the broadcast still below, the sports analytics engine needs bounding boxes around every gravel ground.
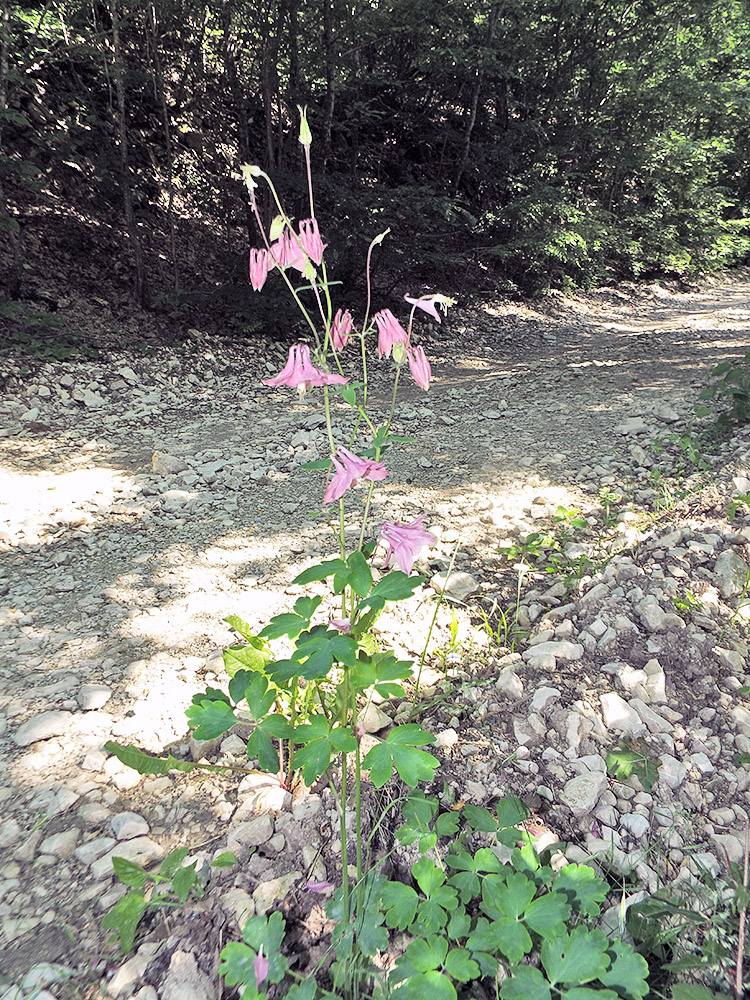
[2,273,750,998]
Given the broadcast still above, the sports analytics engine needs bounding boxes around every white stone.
[560,772,608,817]
[253,871,302,914]
[531,686,562,713]
[620,814,650,839]
[78,685,113,710]
[600,693,646,735]
[430,571,477,602]
[658,754,688,789]
[361,702,391,734]
[522,640,583,662]
[220,888,255,929]
[434,728,459,749]
[151,452,188,475]
[13,711,73,746]
[161,949,214,1000]
[227,814,274,850]
[714,549,749,599]
[111,812,150,840]
[39,829,81,859]
[495,669,524,699]
[91,836,164,880]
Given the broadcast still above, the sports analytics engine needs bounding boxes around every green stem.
[409,541,459,721]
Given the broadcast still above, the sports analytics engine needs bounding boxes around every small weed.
[0,301,98,360]
[606,736,661,792]
[727,493,750,523]
[698,349,750,431]
[673,590,704,620]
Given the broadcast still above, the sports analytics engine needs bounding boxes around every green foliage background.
[3,0,750,308]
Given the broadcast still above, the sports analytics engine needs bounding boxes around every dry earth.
[2,272,750,999]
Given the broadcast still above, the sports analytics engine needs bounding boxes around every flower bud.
[298,105,312,147]
[269,215,285,241]
[392,340,406,365]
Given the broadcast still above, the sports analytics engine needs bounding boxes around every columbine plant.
[105,110,653,1000]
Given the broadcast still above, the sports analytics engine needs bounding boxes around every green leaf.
[223,615,266,645]
[415,898,450,932]
[102,890,148,953]
[393,972,457,1000]
[412,856,446,897]
[172,861,198,903]
[523,891,570,938]
[291,716,357,785]
[240,911,288,983]
[403,934,448,972]
[553,864,609,918]
[358,571,423,609]
[259,713,295,738]
[382,881,420,929]
[561,990,619,1000]
[259,612,310,641]
[347,550,373,597]
[246,728,280,772]
[434,812,460,836]
[671,987,726,1000]
[481,871,536,920]
[355,907,388,955]
[496,795,529,829]
[294,595,323,618]
[103,741,197,775]
[112,857,148,888]
[211,852,238,868]
[599,940,649,1000]
[224,644,271,677]
[500,966,551,1000]
[285,980,318,1000]
[467,917,505,953]
[362,725,439,787]
[462,804,497,833]
[219,941,260,987]
[444,949,479,983]
[293,559,346,585]
[292,625,359,678]
[446,907,471,940]
[541,928,611,986]
[243,672,276,720]
[493,917,533,965]
[160,847,191,879]
[185,698,237,740]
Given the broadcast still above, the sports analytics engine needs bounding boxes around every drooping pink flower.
[249,248,272,292]
[268,229,306,271]
[380,514,436,574]
[323,446,387,504]
[331,308,353,351]
[374,309,409,359]
[263,344,348,395]
[254,947,269,989]
[404,293,456,323]
[329,617,351,633]
[306,880,334,893]
[298,218,326,265]
[407,346,431,390]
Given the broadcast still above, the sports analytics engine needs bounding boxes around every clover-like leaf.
[481,871,536,921]
[240,911,288,983]
[347,550,373,597]
[393,972,457,1000]
[500,966,551,1000]
[553,863,609,918]
[598,940,649,1000]
[246,728,279,772]
[185,697,237,740]
[355,906,388,956]
[446,906,471,940]
[444,948,479,983]
[362,724,438,787]
[412,856,446,897]
[101,890,147,953]
[224,643,271,678]
[172,861,198,903]
[541,927,611,986]
[243,672,276,721]
[292,625,359,678]
[403,934,449,972]
[160,847,191,879]
[496,795,529,829]
[524,890,570,938]
[291,715,356,785]
[382,881,420,929]
[462,804,497,833]
[358,570,423,610]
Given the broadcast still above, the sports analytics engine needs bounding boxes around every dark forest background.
[2,0,750,350]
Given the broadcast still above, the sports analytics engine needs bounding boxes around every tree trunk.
[221,0,253,239]
[0,0,22,299]
[454,2,501,195]
[108,0,149,308]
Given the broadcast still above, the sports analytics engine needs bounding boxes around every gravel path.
[2,274,750,998]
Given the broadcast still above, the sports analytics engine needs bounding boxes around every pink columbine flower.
[268,229,306,271]
[324,446,387,504]
[380,514,436,574]
[404,293,456,323]
[329,617,351,633]
[374,309,409,359]
[331,308,353,351]
[249,248,271,292]
[263,344,348,396]
[298,218,326,265]
[254,947,269,989]
[407,346,431,390]
[307,880,334,893]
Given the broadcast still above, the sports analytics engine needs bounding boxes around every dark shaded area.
[2,0,750,356]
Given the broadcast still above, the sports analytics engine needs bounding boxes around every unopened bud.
[392,341,406,365]
[298,105,312,147]
[269,215,285,241]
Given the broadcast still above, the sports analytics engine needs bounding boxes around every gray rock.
[151,452,188,476]
[530,686,562,713]
[715,646,745,672]
[21,964,73,992]
[111,812,150,840]
[227,814,274,850]
[430,571,477,602]
[161,950,214,1000]
[0,818,21,849]
[620,813,650,839]
[714,549,749,599]
[361,703,391,734]
[560,771,607,817]
[39,829,81,859]
[220,888,255,929]
[495,669,524,699]
[522,640,583,662]
[658,754,688,789]
[13,710,73,746]
[91,836,164,880]
[253,871,301,914]
[636,596,684,632]
[78,684,112,711]
[74,836,117,865]
[600,693,646,736]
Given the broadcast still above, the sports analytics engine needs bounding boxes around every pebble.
[560,772,608,817]
[12,711,73,746]
[111,811,150,840]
